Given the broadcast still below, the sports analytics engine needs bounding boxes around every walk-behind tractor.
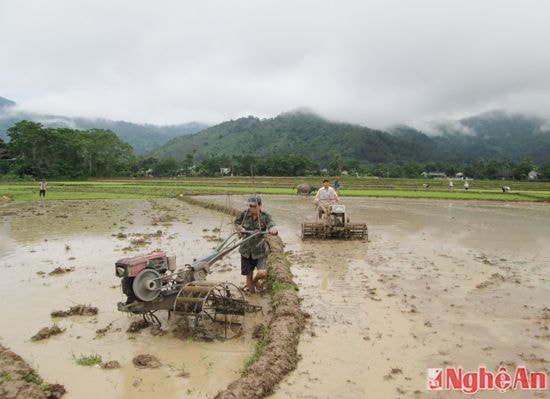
[301,201,368,240]
[116,231,264,339]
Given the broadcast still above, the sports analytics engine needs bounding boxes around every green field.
[1,177,549,202]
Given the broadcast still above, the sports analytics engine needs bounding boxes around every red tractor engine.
[115,251,175,303]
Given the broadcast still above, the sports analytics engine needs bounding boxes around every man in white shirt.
[39,179,47,198]
[314,179,340,219]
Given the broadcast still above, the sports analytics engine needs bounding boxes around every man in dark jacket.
[234,195,278,293]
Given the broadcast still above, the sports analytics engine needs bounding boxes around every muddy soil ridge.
[182,196,306,399]
[182,196,240,217]
[0,344,66,399]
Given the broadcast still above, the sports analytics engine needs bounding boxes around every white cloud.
[423,120,475,137]
[1,0,550,128]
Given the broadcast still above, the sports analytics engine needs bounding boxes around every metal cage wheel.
[172,281,245,339]
[199,282,246,340]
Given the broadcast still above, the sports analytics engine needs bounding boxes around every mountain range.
[0,96,208,153]
[150,109,550,164]
[2,95,550,165]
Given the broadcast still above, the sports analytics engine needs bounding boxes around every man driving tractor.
[302,180,367,240]
[314,179,340,219]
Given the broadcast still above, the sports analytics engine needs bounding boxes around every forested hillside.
[151,110,550,164]
[151,111,436,163]
[427,111,550,163]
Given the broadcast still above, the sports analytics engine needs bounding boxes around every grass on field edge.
[1,180,549,202]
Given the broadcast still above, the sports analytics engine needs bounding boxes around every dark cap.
[247,195,262,206]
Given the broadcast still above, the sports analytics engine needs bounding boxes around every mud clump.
[151,214,176,225]
[101,361,121,369]
[129,238,150,248]
[0,343,66,398]
[383,367,403,380]
[31,325,65,341]
[126,319,150,333]
[122,231,163,250]
[475,272,507,289]
[541,307,550,320]
[177,370,191,378]
[51,305,98,317]
[48,267,75,276]
[173,318,195,340]
[150,326,167,336]
[95,322,114,337]
[203,234,223,242]
[172,319,213,342]
[132,354,161,369]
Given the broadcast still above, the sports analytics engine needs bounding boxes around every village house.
[421,171,447,178]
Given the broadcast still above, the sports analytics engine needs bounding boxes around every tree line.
[1,120,548,180]
[1,121,133,178]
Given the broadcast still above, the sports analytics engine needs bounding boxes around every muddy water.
[200,195,550,399]
[0,199,265,399]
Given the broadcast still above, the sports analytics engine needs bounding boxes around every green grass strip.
[2,179,549,202]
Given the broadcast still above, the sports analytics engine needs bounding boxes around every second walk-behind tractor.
[301,199,368,240]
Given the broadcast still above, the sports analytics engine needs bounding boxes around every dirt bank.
[182,196,306,399]
[215,236,305,399]
[0,343,66,398]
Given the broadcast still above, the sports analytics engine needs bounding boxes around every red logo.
[427,367,547,394]
[427,368,443,390]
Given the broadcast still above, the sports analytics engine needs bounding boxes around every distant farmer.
[39,179,47,198]
[333,178,341,192]
[234,195,278,294]
[464,180,469,190]
[501,186,510,193]
[315,179,340,219]
[449,180,454,191]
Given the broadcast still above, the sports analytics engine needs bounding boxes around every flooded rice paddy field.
[1,195,549,398]
[201,195,550,399]
[0,198,266,399]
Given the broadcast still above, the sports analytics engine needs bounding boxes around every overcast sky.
[1,0,549,129]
